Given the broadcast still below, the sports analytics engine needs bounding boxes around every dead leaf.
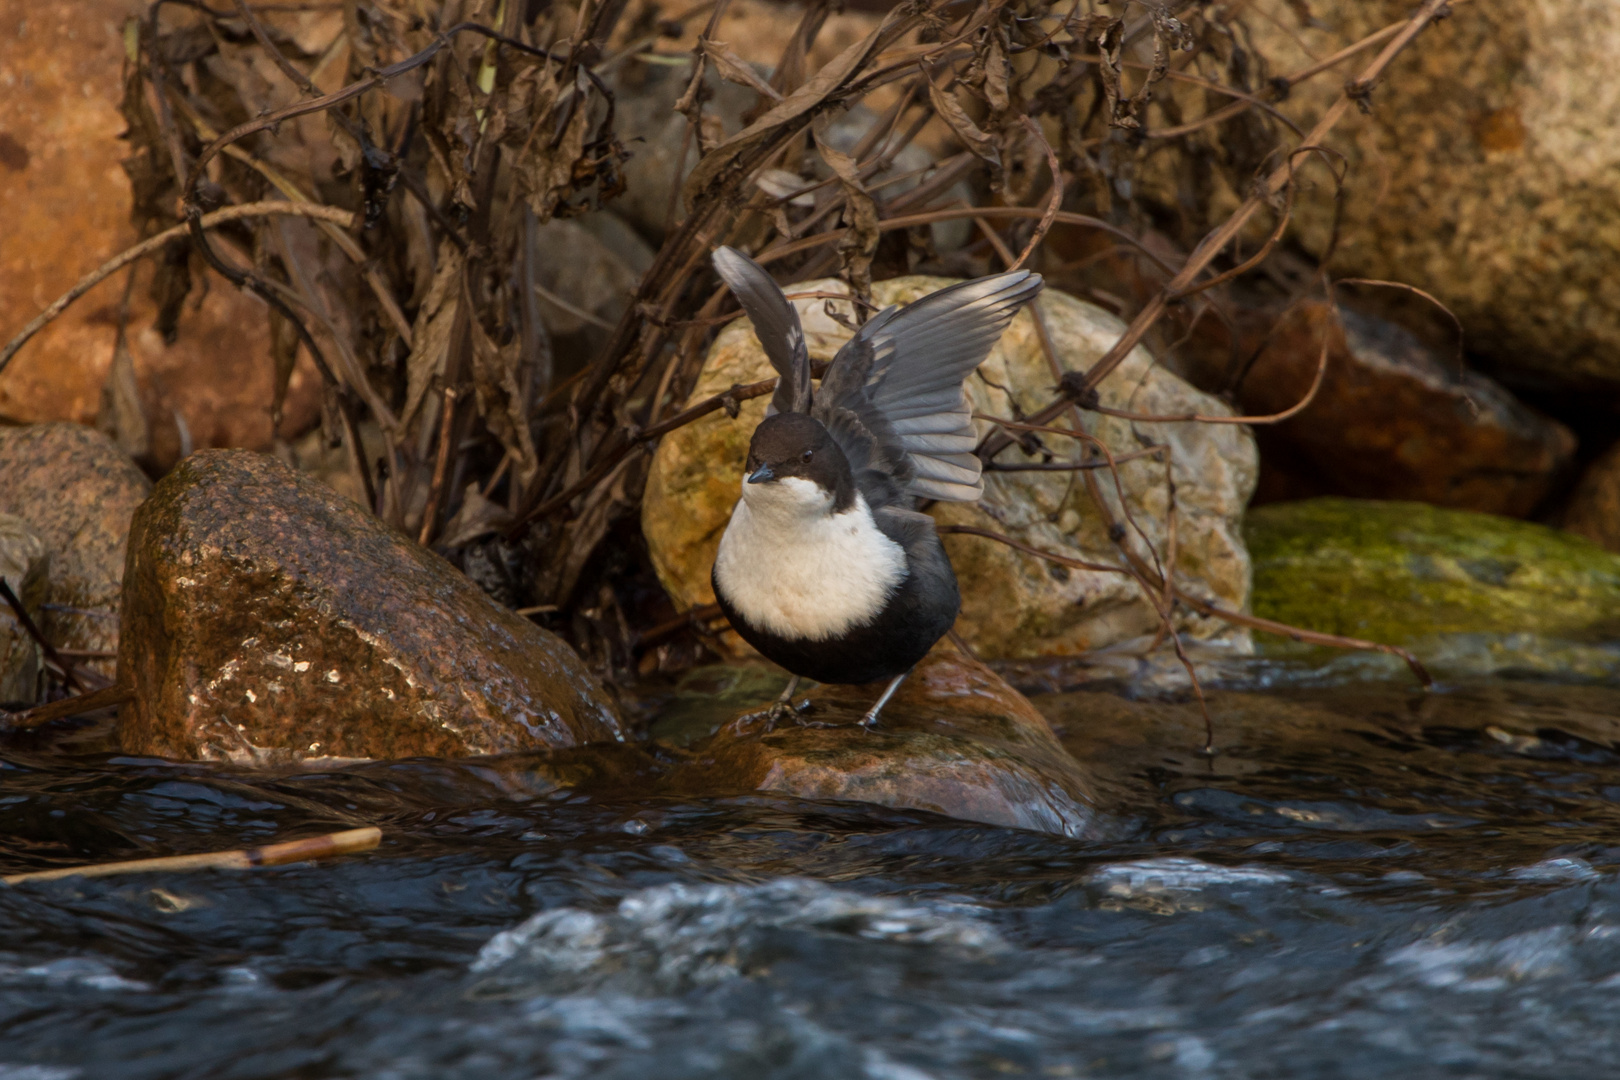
[813,113,879,302]
[469,320,541,492]
[928,79,1002,169]
[701,39,782,103]
[96,333,150,461]
[401,241,464,427]
[439,481,514,547]
[681,13,895,206]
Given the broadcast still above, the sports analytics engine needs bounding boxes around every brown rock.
[0,514,47,704]
[661,650,1098,837]
[0,423,151,681]
[1563,441,1620,553]
[1169,1,1620,393]
[118,450,625,763]
[0,0,322,469]
[1239,303,1575,516]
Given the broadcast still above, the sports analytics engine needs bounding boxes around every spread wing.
[711,246,811,414]
[816,271,1043,504]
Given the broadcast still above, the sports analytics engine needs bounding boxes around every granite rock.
[0,423,150,681]
[118,450,625,762]
[0,0,322,466]
[643,276,1258,659]
[1195,1,1620,393]
[660,649,1098,837]
[0,515,47,704]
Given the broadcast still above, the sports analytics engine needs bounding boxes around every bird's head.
[740,412,855,517]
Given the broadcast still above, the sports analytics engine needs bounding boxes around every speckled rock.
[0,423,150,681]
[0,0,322,464]
[1198,1,1620,392]
[1246,497,1620,645]
[1239,302,1574,516]
[0,514,47,704]
[1563,442,1620,554]
[118,450,624,763]
[643,277,1258,660]
[660,649,1097,837]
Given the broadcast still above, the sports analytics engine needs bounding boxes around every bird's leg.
[760,674,801,730]
[860,670,911,729]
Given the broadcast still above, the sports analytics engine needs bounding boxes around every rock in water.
[661,650,1097,838]
[118,451,624,763]
[1239,303,1574,516]
[643,277,1257,659]
[1247,497,1620,645]
[0,423,151,682]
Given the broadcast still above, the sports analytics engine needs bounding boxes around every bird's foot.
[729,697,813,734]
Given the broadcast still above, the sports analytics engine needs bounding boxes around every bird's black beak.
[746,463,775,484]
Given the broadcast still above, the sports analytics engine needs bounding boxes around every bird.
[707,245,1043,728]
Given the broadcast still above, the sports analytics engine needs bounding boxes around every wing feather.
[816,270,1042,503]
[711,246,812,414]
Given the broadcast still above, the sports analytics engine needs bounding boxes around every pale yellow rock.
[642,277,1258,660]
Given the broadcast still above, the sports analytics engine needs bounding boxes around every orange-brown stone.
[662,650,1098,837]
[0,0,322,469]
[118,450,625,762]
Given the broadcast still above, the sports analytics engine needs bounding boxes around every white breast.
[713,478,907,642]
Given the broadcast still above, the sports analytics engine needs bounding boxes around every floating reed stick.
[3,826,382,885]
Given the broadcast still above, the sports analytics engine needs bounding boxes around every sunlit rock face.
[0,1,324,467]
[643,276,1257,661]
[118,450,624,763]
[1155,0,1620,394]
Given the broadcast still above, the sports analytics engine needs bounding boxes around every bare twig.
[0,202,357,374]
[4,827,383,885]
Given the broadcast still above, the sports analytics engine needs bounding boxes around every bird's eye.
[801,449,814,463]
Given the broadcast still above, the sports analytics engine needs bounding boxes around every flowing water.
[4,670,1620,1078]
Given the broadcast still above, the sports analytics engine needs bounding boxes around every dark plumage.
[707,246,1042,724]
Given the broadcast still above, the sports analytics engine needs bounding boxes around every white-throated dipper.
[708,246,1043,727]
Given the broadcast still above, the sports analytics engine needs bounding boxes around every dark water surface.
[4,674,1620,1079]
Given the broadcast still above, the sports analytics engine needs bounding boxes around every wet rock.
[1246,497,1620,646]
[1238,302,1574,516]
[1203,2,1620,393]
[660,650,1098,837]
[0,423,150,681]
[0,0,322,468]
[1562,442,1620,553]
[0,515,47,704]
[643,276,1257,660]
[118,450,624,762]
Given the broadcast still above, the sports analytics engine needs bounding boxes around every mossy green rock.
[1247,498,1620,645]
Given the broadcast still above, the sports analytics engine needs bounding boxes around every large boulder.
[660,649,1098,837]
[1206,1,1620,393]
[0,423,150,683]
[0,0,322,467]
[643,276,1257,660]
[117,450,624,763]
[1237,302,1574,516]
[1246,497,1620,646]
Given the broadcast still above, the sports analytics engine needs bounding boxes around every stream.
[3,670,1620,1078]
